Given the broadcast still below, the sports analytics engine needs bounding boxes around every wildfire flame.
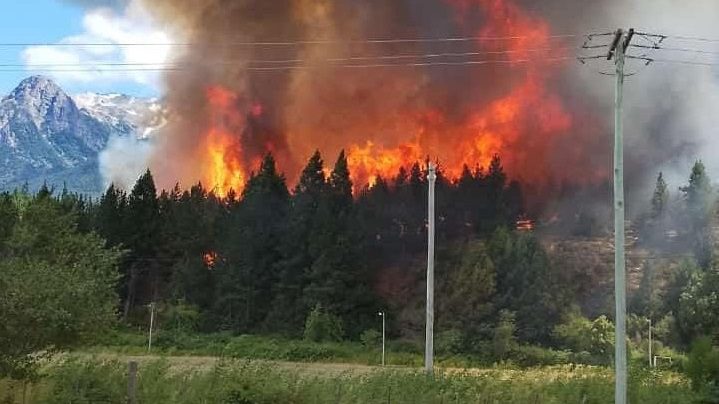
[202,87,248,197]
[190,0,588,196]
[203,251,218,268]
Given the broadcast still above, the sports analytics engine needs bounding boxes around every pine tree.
[96,184,127,247]
[303,150,377,337]
[123,169,160,318]
[651,172,669,219]
[216,153,289,332]
[328,150,353,209]
[680,161,714,268]
[265,151,326,334]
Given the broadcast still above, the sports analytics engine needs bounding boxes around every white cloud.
[22,0,171,90]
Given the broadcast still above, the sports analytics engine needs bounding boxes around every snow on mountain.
[74,92,166,139]
[0,76,163,194]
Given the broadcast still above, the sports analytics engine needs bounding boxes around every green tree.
[0,192,17,243]
[553,311,615,362]
[652,172,669,219]
[123,169,160,319]
[0,194,120,378]
[686,336,719,396]
[681,161,714,268]
[215,153,289,332]
[492,310,517,361]
[489,228,567,343]
[265,151,326,334]
[303,304,344,342]
[438,240,496,339]
[630,261,661,319]
[303,151,376,337]
[677,266,719,343]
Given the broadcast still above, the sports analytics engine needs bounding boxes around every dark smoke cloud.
[138,0,719,219]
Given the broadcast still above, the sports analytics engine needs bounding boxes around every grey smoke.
[99,135,154,190]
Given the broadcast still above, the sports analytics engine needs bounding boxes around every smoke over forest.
[75,0,719,219]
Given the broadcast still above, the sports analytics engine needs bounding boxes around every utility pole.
[147,302,156,353]
[378,311,386,366]
[425,162,436,376]
[608,27,633,404]
[127,361,138,404]
[648,318,653,368]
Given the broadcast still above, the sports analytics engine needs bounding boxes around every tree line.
[2,151,719,376]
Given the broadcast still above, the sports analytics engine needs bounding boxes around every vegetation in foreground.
[2,155,719,402]
[0,358,700,404]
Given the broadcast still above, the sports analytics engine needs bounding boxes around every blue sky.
[0,0,164,98]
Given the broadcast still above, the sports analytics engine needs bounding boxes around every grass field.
[0,352,699,403]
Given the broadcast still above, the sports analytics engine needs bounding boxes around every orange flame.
[202,87,247,197]
[193,0,594,196]
[203,251,218,268]
[341,0,574,187]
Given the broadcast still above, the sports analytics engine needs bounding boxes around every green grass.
[0,357,699,403]
[85,329,575,368]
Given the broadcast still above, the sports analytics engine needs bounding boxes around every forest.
[1,150,719,401]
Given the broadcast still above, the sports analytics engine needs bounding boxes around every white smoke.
[99,135,154,190]
[559,0,719,212]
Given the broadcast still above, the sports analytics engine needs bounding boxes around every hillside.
[0,76,160,194]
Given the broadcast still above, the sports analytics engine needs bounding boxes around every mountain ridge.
[0,76,160,195]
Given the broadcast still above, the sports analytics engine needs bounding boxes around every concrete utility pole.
[648,318,653,368]
[379,311,386,366]
[147,302,156,353]
[608,27,633,404]
[425,162,437,376]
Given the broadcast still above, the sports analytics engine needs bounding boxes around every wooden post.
[128,361,138,404]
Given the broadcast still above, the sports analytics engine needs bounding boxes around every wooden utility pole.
[425,162,436,375]
[127,361,138,404]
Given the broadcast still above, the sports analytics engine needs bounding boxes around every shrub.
[493,310,517,361]
[360,329,382,348]
[162,301,201,333]
[510,345,570,367]
[303,304,344,343]
[38,358,125,403]
[554,312,614,364]
[686,336,719,402]
[436,329,464,355]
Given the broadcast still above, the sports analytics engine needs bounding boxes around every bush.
[360,329,382,348]
[162,301,201,333]
[32,357,700,404]
[686,336,719,402]
[510,345,570,367]
[493,311,517,361]
[38,358,125,403]
[554,312,614,364]
[303,304,344,343]
[436,329,464,355]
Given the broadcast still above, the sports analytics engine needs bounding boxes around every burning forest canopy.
[139,0,609,203]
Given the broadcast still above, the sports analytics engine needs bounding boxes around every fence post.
[128,361,138,404]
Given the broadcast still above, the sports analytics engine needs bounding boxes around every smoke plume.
[137,0,719,217]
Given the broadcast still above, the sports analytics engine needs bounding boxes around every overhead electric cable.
[2,46,578,69]
[0,34,579,48]
[0,56,576,73]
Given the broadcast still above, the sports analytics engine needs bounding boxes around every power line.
[666,34,719,44]
[647,58,719,67]
[0,46,577,68]
[630,44,719,56]
[0,34,579,48]
[0,56,576,73]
